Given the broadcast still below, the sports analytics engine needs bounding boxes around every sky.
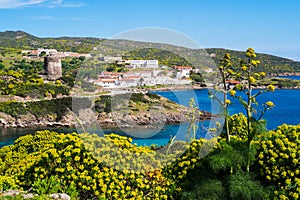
[0,0,299,60]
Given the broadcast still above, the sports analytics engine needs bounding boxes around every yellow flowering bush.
[228,113,248,139]
[0,131,181,199]
[164,139,206,180]
[256,124,300,199]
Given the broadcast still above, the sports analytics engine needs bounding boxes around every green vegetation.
[0,123,299,199]
[0,53,88,98]
[0,70,69,98]
[1,31,299,74]
[0,97,72,120]
[0,34,300,200]
[123,48,192,67]
[258,77,300,88]
[207,48,300,74]
[94,93,181,114]
[0,31,101,53]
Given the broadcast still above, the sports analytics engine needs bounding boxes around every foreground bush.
[256,124,300,199]
[0,131,180,199]
[0,124,299,200]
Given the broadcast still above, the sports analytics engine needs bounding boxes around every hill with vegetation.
[1,31,300,73]
[0,31,101,53]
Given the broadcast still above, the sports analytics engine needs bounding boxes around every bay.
[1,87,300,147]
[154,88,300,130]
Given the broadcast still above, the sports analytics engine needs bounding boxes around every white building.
[94,79,118,88]
[99,56,123,62]
[118,79,140,88]
[175,66,193,79]
[123,70,154,78]
[128,60,159,68]
[142,77,192,86]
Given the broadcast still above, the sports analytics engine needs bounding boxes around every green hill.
[0,30,300,73]
[0,30,101,53]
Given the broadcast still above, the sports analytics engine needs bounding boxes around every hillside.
[0,31,101,53]
[0,30,300,73]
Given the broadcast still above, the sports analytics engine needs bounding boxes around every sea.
[1,76,300,147]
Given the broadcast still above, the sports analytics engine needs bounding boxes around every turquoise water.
[1,87,300,147]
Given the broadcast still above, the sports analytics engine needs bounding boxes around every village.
[91,58,194,89]
[22,48,199,90]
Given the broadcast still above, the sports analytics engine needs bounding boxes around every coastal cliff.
[0,93,211,129]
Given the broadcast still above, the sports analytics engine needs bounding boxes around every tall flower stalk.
[217,53,234,143]
[233,48,275,172]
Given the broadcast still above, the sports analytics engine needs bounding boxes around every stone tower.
[44,56,62,80]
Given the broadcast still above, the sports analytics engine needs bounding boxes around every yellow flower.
[242,65,247,71]
[64,151,71,157]
[225,99,231,105]
[249,76,256,83]
[267,84,275,92]
[230,90,236,96]
[260,72,266,77]
[293,193,299,199]
[251,60,258,66]
[74,156,80,161]
[266,101,274,107]
[224,53,231,59]
[246,48,257,58]
[227,69,234,75]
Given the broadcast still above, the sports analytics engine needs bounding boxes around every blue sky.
[0,0,299,60]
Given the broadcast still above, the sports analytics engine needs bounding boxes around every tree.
[79,56,86,61]
[39,51,47,57]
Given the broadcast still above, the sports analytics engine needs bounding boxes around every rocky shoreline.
[0,110,212,130]
[0,93,212,130]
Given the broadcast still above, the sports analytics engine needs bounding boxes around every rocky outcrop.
[0,94,212,129]
[16,113,36,128]
[0,111,76,129]
[0,190,70,200]
[0,112,16,128]
[97,109,211,128]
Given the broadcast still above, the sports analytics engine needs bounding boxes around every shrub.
[228,171,269,200]
[256,124,300,199]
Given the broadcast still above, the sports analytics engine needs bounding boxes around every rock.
[1,190,36,199]
[22,193,36,199]
[49,193,71,200]
[16,113,37,128]
[2,190,21,196]
[60,111,75,126]
[0,112,16,128]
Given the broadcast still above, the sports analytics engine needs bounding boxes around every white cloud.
[0,0,84,9]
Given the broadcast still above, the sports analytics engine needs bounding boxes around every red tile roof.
[175,66,192,70]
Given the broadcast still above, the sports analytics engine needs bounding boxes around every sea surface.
[1,86,300,147]
[277,76,300,80]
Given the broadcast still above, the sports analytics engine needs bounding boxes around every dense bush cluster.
[0,131,181,199]
[256,124,300,199]
[0,123,298,199]
[0,69,69,98]
[0,97,72,119]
